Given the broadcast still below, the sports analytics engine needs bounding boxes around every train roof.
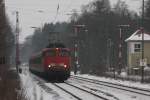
[30,43,69,59]
[46,43,66,48]
[42,48,70,52]
[30,48,70,60]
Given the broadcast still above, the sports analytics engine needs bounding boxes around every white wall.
[128,42,141,54]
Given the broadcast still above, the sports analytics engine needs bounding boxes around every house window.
[134,43,141,52]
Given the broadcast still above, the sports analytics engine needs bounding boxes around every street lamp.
[30,26,41,32]
[30,26,39,29]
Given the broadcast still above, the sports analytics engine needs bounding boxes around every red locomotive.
[29,43,71,80]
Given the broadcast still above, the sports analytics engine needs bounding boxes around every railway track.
[30,73,150,100]
[64,82,109,100]
[32,74,81,100]
[53,82,109,100]
[71,75,150,97]
[32,74,110,100]
[52,83,83,100]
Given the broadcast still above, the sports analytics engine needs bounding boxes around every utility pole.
[107,38,115,78]
[0,0,6,30]
[141,0,145,83]
[107,38,112,71]
[2,0,6,22]
[118,25,129,74]
[73,24,86,75]
[16,11,20,73]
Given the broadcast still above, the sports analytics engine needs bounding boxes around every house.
[125,29,150,75]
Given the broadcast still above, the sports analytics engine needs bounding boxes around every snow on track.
[71,76,150,96]
[20,66,150,100]
[20,66,74,100]
[20,72,63,100]
[51,82,105,100]
[69,75,150,100]
[73,73,150,91]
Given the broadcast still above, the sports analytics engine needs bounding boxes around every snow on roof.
[125,29,150,42]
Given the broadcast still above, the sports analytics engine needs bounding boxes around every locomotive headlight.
[48,65,51,68]
[64,65,67,68]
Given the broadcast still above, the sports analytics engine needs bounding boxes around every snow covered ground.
[20,67,78,100]
[73,72,150,91]
[20,66,150,100]
[20,70,58,100]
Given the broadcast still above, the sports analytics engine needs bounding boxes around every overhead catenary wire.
[6,1,82,15]
[6,0,86,24]
[52,0,62,24]
[61,0,73,13]
[52,0,84,23]
[52,3,60,24]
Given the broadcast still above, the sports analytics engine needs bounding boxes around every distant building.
[125,29,150,75]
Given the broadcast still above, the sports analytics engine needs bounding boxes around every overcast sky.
[5,0,141,43]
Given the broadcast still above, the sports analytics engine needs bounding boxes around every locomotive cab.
[29,43,71,81]
[43,48,71,80]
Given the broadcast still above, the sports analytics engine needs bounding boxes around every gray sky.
[5,0,141,43]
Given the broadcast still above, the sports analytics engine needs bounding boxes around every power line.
[52,3,60,23]
[61,0,73,13]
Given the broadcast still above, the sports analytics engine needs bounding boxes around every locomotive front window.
[59,50,70,56]
[45,50,56,56]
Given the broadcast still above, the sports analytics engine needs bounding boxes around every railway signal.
[73,24,86,75]
[15,11,20,73]
[117,24,130,74]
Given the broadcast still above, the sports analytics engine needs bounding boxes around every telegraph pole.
[16,11,20,73]
[107,38,112,71]
[0,0,6,29]
[118,25,129,74]
[2,0,6,22]
[141,0,145,83]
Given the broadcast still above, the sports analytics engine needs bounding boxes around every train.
[29,43,71,81]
